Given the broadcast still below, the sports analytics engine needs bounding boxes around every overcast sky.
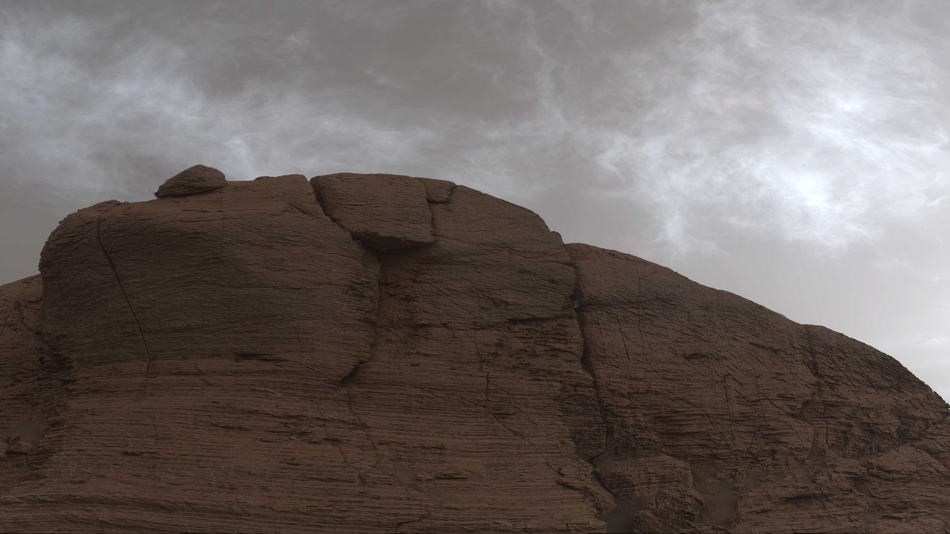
[2,0,949,400]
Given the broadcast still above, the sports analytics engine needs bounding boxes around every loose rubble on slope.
[0,166,947,532]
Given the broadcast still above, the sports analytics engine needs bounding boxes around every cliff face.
[0,170,947,533]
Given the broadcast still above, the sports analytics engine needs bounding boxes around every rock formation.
[0,168,948,533]
[154,164,227,198]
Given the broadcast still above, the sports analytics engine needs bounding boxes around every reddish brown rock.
[418,177,456,203]
[154,164,227,198]
[0,171,947,533]
[312,173,434,251]
[0,275,57,468]
[567,243,950,532]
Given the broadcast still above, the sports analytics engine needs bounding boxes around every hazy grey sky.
[2,0,949,400]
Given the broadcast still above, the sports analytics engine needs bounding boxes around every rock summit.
[1,168,948,532]
[154,164,227,198]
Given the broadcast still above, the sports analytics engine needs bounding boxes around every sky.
[1,0,949,400]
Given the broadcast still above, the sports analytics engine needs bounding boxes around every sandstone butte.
[1,169,949,533]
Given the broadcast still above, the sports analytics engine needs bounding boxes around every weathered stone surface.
[418,177,456,203]
[342,183,611,530]
[0,171,948,532]
[567,243,950,533]
[154,164,227,198]
[12,175,386,532]
[0,275,58,470]
[312,173,434,251]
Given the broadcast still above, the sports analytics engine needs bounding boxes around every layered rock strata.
[0,170,947,533]
[154,164,227,198]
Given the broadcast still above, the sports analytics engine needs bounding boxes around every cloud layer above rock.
[1,0,948,399]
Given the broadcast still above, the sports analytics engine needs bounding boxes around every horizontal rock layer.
[0,171,947,533]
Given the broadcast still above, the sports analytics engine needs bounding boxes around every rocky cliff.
[1,168,948,533]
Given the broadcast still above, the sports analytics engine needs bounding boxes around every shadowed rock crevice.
[308,174,417,388]
[309,173,446,528]
[307,174,385,387]
[569,256,639,533]
[570,267,613,463]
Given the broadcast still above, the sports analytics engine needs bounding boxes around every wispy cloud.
[4,1,948,250]
[584,0,950,252]
[0,5,437,205]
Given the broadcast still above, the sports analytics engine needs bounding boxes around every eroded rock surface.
[567,244,950,533]
[0,171,947,533]
[154,164,227,198]
[312,173,434,251]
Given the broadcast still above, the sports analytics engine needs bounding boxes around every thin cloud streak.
[586,0,950,253]
[0,7,440,206]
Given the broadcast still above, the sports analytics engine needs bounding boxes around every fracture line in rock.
[96,216,153,392]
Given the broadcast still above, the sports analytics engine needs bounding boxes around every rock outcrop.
[154,164,227,198]
[313,173,435,251]
[1,170,948,533]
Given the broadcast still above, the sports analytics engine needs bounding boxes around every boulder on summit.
[154,164,227,198]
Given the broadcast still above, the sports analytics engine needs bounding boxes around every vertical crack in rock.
[310,183,381,387]
[310,178,435,526]
[801,326,826,450]
[95,216,152,392]
[570,263,617,506]
[337,264,382,388]
[803,325,821,381]
[443,185,457,203]
[309,178,381,386]
[0,283,29,344]
[802,325,832,459]
[578,307,611,464]
[635,263,646,353]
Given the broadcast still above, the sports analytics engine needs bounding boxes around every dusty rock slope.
[1,169,948,533]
